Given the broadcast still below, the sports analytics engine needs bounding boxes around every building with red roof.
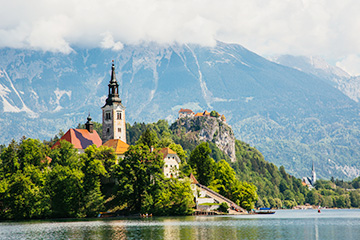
[178,108,195,118]
[52,115,102,154]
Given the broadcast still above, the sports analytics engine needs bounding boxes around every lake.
[1,209,360,239]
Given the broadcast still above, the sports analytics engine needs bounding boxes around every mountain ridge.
[1,42,360,179]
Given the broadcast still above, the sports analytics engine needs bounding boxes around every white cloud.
[1,0,360,73]
[101,32,124,51]
[336,55,360,76]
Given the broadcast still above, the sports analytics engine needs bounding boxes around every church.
[52,62,180,177]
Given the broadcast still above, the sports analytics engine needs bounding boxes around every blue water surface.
[0,209,359,240]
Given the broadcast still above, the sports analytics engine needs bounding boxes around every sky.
[1,0,360,75]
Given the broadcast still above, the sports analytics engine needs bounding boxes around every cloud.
[1,0,360,73]
[101,32,124,51]
[336,55,360,76]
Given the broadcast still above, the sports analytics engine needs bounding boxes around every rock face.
[174,115,236,162]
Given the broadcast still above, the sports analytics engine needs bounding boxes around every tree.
[232,181,258,211]
[210,111,220,118]
[115,145,164,213]
[136,128,158,148]
[18,138,48,170]
[209,160,236,199]
[350,191,360,207]
[218,202,229,213]
[49,140,80,169]
[80,145,111,217]
[152,178,194,216]
[0,139,20,176]
[47,165,84,218]
[188,142,215,186]
[3,171,50,219]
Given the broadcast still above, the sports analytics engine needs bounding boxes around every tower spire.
[110,60,117,84]
[105,61,122,106]
[312,161,316,185]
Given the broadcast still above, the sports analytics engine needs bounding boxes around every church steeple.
[312,161,316,184]
[101,61,126,143]
[105,61,122,106]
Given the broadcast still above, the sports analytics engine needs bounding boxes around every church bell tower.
[101,61,126,143]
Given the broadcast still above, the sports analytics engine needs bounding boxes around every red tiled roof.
[194,112,203,117]
[103,139,129,155]
[179,108,193,113]
[160,147,177,158]
[52,128,102,150]
[203,110,210,116]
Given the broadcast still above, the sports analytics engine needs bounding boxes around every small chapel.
[52,62,180,178]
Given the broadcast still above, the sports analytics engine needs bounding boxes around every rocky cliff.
[172,115,236,162]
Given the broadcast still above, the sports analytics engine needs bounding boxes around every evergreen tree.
[188,142,215,186]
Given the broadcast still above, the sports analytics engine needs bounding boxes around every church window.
[107,128,110,133]
[105,112,111,120]
[118,128,121,132]
[117,112,122,120]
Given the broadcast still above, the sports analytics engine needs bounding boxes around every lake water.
[1,209,360,240]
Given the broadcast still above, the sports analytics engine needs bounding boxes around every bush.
[218,202,229,213]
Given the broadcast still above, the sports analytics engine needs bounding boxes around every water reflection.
[1,210,360,239]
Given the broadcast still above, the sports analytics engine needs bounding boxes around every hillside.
[1,42,360,179]
[127,117,360,209]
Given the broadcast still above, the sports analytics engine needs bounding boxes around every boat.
[254,208,275,214]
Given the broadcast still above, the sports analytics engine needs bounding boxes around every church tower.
[102,61,126,143]
[312,161,316,185]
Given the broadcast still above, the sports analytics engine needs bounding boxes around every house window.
[165,165,168,168]
[117,112,122,120]
[172,157,175,159]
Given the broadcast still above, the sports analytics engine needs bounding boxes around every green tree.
[210,110,220,117]
[232,181,258,211]
[47,165,84,218]
[137,128,159,148]
[115,145,164,213]
[3,171,49,219]
[209,160,236,199]
[0,139,20,176]
[218,202,229,213]
[80,145,111,217]
[49,140,80,169]
[152,178,194,215]
[18,138,48,170]
[350,191,360,207]
[188,142,215,186]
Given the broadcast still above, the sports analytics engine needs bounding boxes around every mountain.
[271,55,360,102]
[1,42,360,180]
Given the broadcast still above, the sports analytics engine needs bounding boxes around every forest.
[1,119,360,220]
